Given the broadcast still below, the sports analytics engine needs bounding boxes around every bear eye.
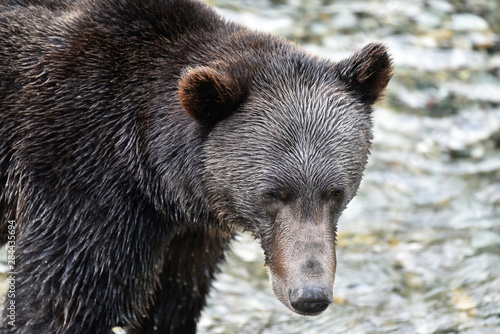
[262,189,290,203]
[324,188,345,201]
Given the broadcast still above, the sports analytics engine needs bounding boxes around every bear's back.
[0,0,243,221]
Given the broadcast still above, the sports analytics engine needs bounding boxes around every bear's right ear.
[179,66,247,128]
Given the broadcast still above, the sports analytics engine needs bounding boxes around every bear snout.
[268,249,336,316]
[289,286,333,315]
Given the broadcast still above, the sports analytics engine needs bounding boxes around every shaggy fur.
[0,0,392,333]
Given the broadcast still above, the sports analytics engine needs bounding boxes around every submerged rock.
[450,13,490,32]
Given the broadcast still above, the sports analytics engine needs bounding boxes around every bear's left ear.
[179,66,248,128]
[335,43,393,106]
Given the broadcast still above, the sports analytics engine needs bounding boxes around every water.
[200,1,500,333]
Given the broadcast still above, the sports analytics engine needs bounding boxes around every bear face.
[180,43,392,315]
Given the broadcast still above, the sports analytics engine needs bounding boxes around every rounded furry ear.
[335,43,393,105]
[179,66,247,128]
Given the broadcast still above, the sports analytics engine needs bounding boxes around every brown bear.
[0,0,392,333]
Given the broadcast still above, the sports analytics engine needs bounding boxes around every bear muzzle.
[268,252,336,316]
[264,201,338,315]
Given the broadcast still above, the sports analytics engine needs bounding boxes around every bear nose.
[289,286,332,315]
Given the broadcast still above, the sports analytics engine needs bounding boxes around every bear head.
[179,42,393,315]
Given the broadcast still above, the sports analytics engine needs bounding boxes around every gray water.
[199,1,500,333]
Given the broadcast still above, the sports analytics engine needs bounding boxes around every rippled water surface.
[200,1,500,333]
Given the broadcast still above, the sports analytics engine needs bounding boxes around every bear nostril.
[289,286,332,315]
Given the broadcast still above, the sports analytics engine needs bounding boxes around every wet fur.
[0,0,392,332]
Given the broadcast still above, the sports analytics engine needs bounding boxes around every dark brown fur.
[0,0,392,332]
